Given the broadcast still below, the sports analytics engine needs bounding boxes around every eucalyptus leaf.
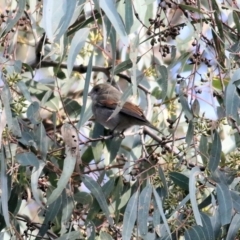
[47,149,77,205]
[122,190,139,240]
[67,28,90,77]
[82,175,113,226]
[208,131,222,172]
[138,184,152,237]
[216,182,232,226]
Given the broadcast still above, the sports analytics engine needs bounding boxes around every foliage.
[1,0,240,239]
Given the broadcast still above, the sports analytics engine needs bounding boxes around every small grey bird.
[88,83,160,133]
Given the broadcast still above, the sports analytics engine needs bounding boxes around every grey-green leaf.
[216,183,232,226]
[208,131,222,172]
[153,188,172,239]
[100,0,127,38]
[47,149,76,205]
[77,53,93,129]
[82,175,113,226]
[186,120,194,146]
[125,0,133,34]
[27,101,41,124]
[122,190,139,240]
[226,213,240,240]
[67,28,90,77]
[138,184,152,237]
[189,167,202,226]
[16,152,40,168]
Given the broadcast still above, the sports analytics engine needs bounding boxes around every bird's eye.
[94,87,99,92]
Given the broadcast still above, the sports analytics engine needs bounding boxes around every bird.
[88,83,160,133]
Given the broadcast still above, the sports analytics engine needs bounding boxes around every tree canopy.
[1,0,240,239]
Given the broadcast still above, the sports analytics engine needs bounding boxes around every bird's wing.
[98,99,147,122]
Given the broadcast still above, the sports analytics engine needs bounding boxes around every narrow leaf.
[122,190,139,240]
[125,0,133,34]
[138,184,152,237]
[47,149,76,205]
[189,167,202,226]
[0,150,10,227]
[31,161,45,207]
[82,175,113,226]
[77,53,93,129]
[67,28,90,77]
[99,0,127,38]
[186,120,194,146]
[16,152,40,168]
[226,213,240,240]
[157,65,168,101]
[169,172,189,191]
[153,189,172,239]
[208,131,222,172]
[216,183,232,225]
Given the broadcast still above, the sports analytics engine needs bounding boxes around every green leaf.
[201,212,215,240]
[74,191,93,205]
[100,231,113,240]
[191,99,200,117]
[226,213,240,240]
[199,135,209,165]
[0,150,10,227]
[16,152,40,168]
[169,172,189,191]
[122,190,139,240]
[153,188,172,239]
[179,81,193,121]
[114,57,141,75]
[186,120,194,146]
[233,11,240,35]
[178,3,203,13]
[42,0,77,41]
[41,90,52,106]
[159,167,168,199]
[100,0,127,38]
[27,101,41,124]
[225,68,240,121]
[184,225,207,240]
[125,0,133,34]
[61,190,74,224]
[216,182,232,225]
[0,0,26,38]
[106,137,123,163]
[17,81,32,102]
[67,28,90,77]
[189,167,202,226]
[37,193,63,239]
[138,184,152,237]
[35,123,48,160]
[208,131,222,172]
[55,231,82,240]
[2,85,13,129]
[8,185,21,214]
[77,53,93,129]
[230,191,240,212]
[31,161,45,207]
[157,65,168,101]
[47,149,77,205]
[82,175,113,226]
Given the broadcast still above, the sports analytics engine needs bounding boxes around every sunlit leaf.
[67,28,90,77]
